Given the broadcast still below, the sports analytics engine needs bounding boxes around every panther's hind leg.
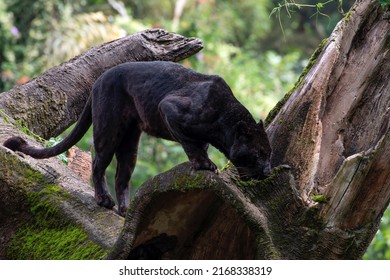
[114,124,142,217]
[92,146,116,210]
[92,117,123,210]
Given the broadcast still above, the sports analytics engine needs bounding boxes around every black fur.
[4,61,272,216]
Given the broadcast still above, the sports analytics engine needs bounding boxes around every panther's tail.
[4,97,92,159]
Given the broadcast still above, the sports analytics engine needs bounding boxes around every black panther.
[4,61,272,216]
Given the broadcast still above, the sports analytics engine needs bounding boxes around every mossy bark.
[0,131,123,259]
[0,134,123,259]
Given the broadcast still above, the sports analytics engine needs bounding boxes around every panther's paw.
[96,194,115,209]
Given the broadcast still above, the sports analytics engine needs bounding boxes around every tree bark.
[108,0,390,259]
[266,0,390,256]
[0,29,203,259]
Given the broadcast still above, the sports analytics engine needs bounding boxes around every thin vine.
[270,0,346,38]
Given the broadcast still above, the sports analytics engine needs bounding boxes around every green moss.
[234,178,263,188]
[220,160,233,172]
[172,172,204,191]
[2,109,67,163]
[147,169,208,197]
[265,38,328,125]
[1,151,107,259]
[299,205,325,231]
[302,38,328,75]
[0,150,47,190]
[6,184,108,259]
[1,109,46,143]
[0,109,12,124]
[27,184,70,227]
[311,194,328,203]
[7,226,106,260]
[343,10,353,22]
[233,164,283,190]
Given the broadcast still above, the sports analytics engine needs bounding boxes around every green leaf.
[46,137,68,165]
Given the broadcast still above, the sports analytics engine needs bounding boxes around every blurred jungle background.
[0,0,388,259]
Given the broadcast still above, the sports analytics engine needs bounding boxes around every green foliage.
[265,37,328,125]
[271,0,346,19]
[379,0,390,7]
[364,209,390,259]
[0,1,19,90]
[180,0,271,50]
[0,0,142,87]
[267,0,350,56]
[36,11,122,70]
[45,136,69,164]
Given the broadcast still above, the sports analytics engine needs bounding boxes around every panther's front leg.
[159,95,218,173]
[182,142,218,173]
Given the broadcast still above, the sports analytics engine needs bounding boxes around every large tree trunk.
[108,0,390,259]
[266,0,390,257]
[0,29,202,259]
[1,1,389,260]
